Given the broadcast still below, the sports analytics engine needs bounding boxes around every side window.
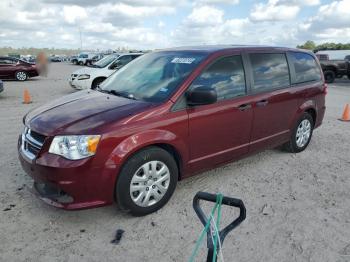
[0,58,15,64]
[289,52,322,84]
[118,55,132,66]
[131,55,141,60]
[189,55,246,101]
[110,56,132,70]
[249,53,290,92]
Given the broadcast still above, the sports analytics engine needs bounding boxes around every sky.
[0,0,350,50]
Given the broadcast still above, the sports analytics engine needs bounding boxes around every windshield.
[100,51,207,103]
[93,54,118,68]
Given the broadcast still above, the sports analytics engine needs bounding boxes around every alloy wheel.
[130,161,170,207]
[16,71,27,81]
[296,119,311,148]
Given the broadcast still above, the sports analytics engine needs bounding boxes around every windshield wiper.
[109,90,137,100]
[96,87,136,100]
[96,86,109,93]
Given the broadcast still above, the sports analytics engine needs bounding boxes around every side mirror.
[187,86,217,106]
[109,62,121,70]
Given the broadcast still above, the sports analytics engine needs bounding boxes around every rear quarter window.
[249,53,290,93]
[289,52,321,84]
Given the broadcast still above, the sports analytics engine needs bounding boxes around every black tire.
[79,61,84,66]
[15,71,28,81]
[116,146,178,216]
[73,60,78,65]
[347,74,350,80]
[91,78,105,90]
[283,112,314,153]
[324,70,335,83]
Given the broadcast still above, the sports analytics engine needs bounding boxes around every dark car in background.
[0,56,39,81]
[70,56,78,65]
[49,56,62,62]
[318,54,350,83]
[18,45,326,215]
[0,80,3,93]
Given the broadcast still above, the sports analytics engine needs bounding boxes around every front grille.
[29,130,46,144]
[21,127,46,160]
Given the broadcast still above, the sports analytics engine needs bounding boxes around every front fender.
[108,129,188,168]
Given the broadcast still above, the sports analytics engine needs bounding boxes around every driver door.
[187,54,254,172]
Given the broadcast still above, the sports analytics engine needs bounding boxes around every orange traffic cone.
[339,104,350,122]
[23,89,32,104]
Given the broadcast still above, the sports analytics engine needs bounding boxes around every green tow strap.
[189,194,223,262]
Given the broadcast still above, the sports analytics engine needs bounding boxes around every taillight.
[323,83,328,95]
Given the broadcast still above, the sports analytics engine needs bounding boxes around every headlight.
[49,135,101,160]
[77,74,90,80]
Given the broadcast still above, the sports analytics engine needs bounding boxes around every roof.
[156,45,307,54]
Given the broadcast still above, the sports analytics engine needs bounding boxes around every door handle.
[237,104,252,111]
[256,99,269,107]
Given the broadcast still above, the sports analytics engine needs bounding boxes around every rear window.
[249,53,290,92]
[289,52,321,84]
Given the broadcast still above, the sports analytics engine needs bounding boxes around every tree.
[297,40,316,50]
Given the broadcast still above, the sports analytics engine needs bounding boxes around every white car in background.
[69,53,143,90]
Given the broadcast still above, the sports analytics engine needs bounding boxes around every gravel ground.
[0,63,350,262]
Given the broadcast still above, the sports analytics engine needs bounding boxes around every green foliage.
[297,40,316,50]
[297,41,350,51]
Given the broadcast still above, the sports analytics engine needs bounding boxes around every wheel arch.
[290,100,317,130]
[109,130,188,181]
[305,107,317,125]
[91,77,107,89]
[323,65,337,73]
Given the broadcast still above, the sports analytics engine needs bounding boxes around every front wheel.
[15,71,28,81]
[116,147,178,216]
[283,112,314,153]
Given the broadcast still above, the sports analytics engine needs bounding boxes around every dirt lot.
[0,63,350,262]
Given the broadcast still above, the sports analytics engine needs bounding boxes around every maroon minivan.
[18,46,326,215]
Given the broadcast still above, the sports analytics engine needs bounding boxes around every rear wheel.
[324,70,335,83]
[15,71,28,81]
[79,61,84,66]
[116,147,178,216]
[283,112,314,153]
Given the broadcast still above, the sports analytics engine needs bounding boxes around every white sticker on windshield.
[171,57,196,64]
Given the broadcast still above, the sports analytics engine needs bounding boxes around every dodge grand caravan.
[18,46,326,216]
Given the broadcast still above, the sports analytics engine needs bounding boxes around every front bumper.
[69,77,90,90]
[18,136,118,210]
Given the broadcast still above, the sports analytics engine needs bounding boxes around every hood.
[25,90,154,136]
[72,67,97,75]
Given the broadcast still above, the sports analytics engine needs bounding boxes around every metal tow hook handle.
[192,192,246,262]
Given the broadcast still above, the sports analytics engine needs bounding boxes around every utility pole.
[79,26,83,50]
